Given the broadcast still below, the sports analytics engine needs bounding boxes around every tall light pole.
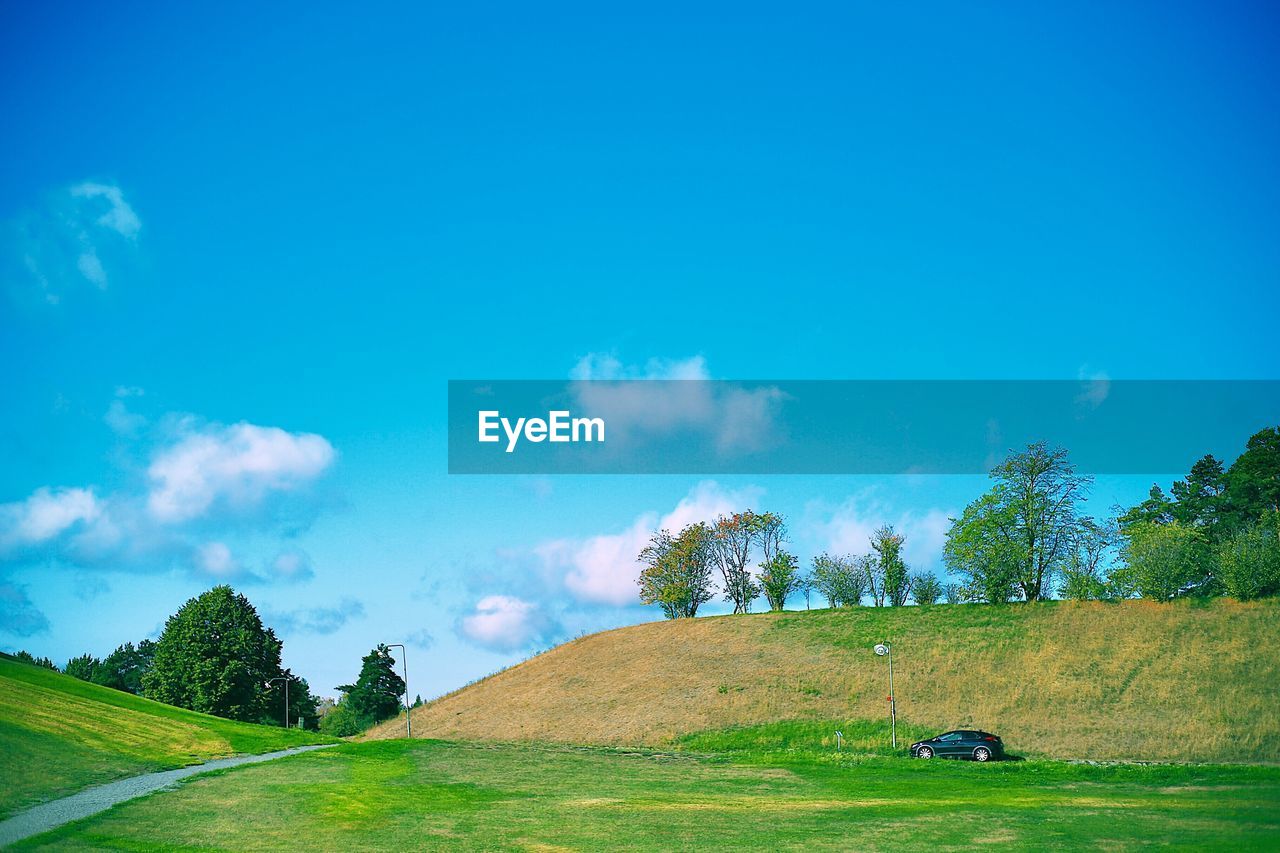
[873,642,896,749]
[386,643,410,739]
[267,676,289,729]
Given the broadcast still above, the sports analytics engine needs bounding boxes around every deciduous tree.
[871,525,911,606]
[911,572,942,605]
[945,442,1091,602]
[637,523,716,619]
[1113,521,1205,600]
[711,511,765,614]
[143,586,283,722]
[1216,512,1280,601]
[759,550,800,611]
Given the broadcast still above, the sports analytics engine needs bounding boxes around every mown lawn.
[18,738,1280,850]
[0,657,334,817]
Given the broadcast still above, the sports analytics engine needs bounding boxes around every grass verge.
[15,737,1280,850]
[0,656,335,817]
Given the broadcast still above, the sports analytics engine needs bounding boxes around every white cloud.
[539,480,764,607]
[147,422,335,523]
[811,491,954,571]
[70,183,141,240]
[5,181,142,303]
[77,250,108,288]
[0,487,102,548]
[459,594,548,651]
[270,548,315,583]
[567,353,783,455]
[570,353,711,381]
[197,541,242,577]
[1076,365,1111,410]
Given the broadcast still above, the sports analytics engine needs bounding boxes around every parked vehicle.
[910,730,1004,761]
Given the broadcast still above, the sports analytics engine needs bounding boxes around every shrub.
[1115,521,1205,600]
[911,572,942,605]
[1216,513,1280,601]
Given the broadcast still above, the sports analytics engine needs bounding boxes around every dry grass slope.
[367,599,1280,763]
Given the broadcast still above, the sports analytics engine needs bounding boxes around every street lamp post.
[386,643,411,739]
[266,676,289,729]
[873,642,896,750]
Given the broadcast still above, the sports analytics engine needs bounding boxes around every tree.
[336,644,406,731]
[1060,518,1117,601]
[862,552,886,607]
[759,550,800,611]
[264,669,320,729]
[911,572,942,605]
[711,511,765,614]
[1216,512,1280,601]
[945,442,1091,602]
[1118,485,1175,531]
[944,493,1021,604]
[811,553,865,607]
[319,700,362,737]
[943,583,967,604]
[12,651,57,669]
[798,571,814,609]
[143,586,283,722]
[64,654,100,682]
[1114,521,1205,600]
[92,640,155,694]
[1224,426,1280,530]
[637,523,716,619]
[871,525,911,606]
[1170,455,1228,541]
[413,694,423,708]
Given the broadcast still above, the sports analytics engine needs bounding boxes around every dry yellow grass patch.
[367,599,1280,763]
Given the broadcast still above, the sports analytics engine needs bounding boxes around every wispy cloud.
[568,353,785,455]
[0,582,49,637]
[5,181,141,305]
[806,489,955,571]
[263,597,365,636]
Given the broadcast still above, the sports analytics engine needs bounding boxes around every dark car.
[910,730,1004,762]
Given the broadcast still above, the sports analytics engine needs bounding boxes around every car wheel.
[917,746,934,759]
[973,747,991,762]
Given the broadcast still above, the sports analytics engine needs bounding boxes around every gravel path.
[0,743,337,848]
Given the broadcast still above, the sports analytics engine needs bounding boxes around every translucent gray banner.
[447,380,1279,474]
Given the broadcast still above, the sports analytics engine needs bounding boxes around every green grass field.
[16,737,1280,851]
[0,656,334,818]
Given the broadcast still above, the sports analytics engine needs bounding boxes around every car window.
[938,732,961,741]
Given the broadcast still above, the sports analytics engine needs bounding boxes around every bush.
[1115,521,1205,600]
[318,701,365,737]
[1217,514,1280,601]
[911,572,942,605]
[1060,567,1108,601]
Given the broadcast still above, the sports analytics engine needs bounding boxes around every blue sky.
[2,2,1278,700]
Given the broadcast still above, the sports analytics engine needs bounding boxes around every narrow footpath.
[0,743,338,848]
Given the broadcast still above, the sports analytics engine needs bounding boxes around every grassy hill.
[368,599,1280,764]
[0,655,333,817]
